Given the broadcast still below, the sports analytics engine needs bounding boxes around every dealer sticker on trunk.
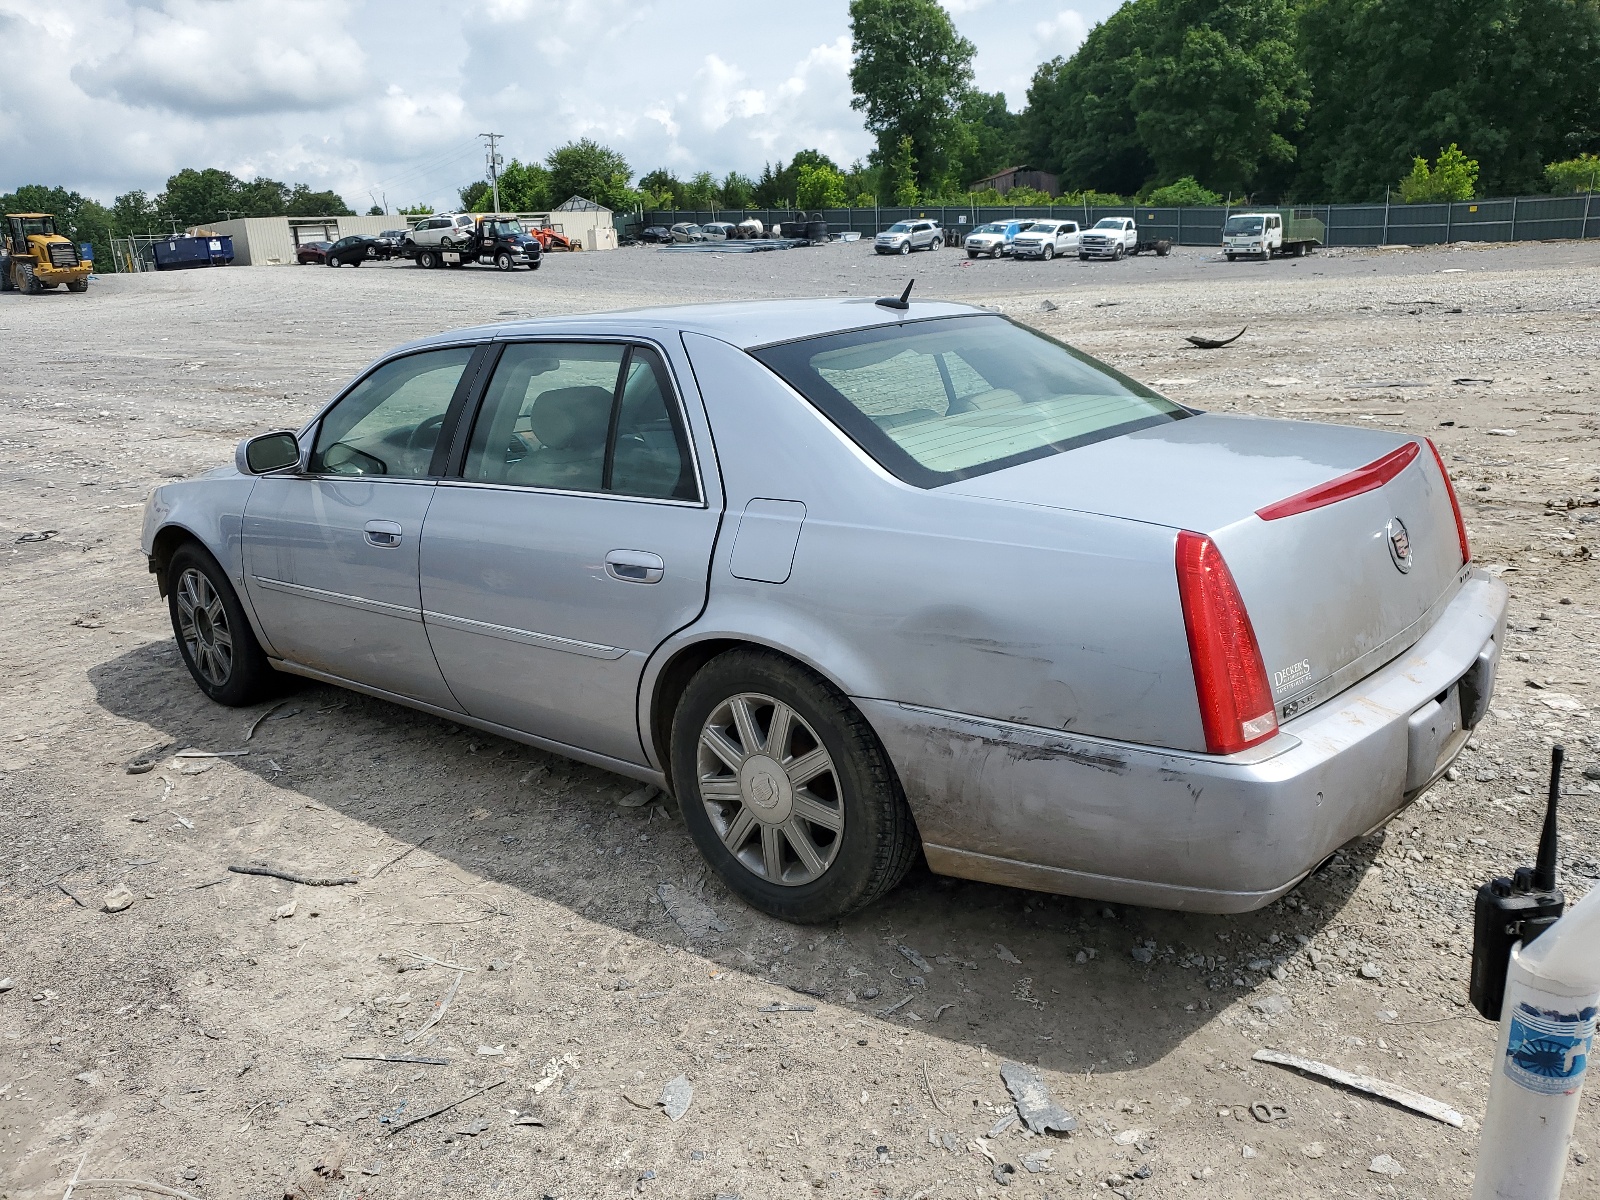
[1273,659,1312,691]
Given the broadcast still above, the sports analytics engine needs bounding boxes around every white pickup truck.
[1077,217,1138,260]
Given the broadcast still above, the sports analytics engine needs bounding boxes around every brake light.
[1255,442,1419,521]
[1175,531,1279,754]
[1425,437,1471,565]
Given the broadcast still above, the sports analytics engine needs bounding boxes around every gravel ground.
[1,239,1597,1200]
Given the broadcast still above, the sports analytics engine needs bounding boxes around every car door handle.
[605,549,664,584]
[364,520,403,548]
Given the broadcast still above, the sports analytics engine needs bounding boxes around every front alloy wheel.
[898,241,911,255]
[175,567,233,688]
[698,693,843,886]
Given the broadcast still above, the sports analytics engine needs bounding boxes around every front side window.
[753,316,1188,488]
[310,347,476,478]
[462,343,697,501]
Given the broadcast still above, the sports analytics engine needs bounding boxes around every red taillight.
[1255,442,1420,521]
[1425,437,1471,565]
[1175,531,1278,754]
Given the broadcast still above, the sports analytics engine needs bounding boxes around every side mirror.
[238,430,302,475]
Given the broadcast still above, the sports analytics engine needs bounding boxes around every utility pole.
[481,133,505,213]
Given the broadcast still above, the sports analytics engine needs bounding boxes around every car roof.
[395,298,992,353]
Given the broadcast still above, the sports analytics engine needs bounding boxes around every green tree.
[494,159,552,211]
[110,190,161,236]
[852,191,879,206]
[159,168,243,227]
[1397,143,1479,201]
[1297,0,1600,199]
[545,138,634,210]
[752,151,839,208]
[883,135,921,204]
[1544,153,1600,193]
[1142,174,1223,204]
[459,180,492,211]
[950,90,1026,190]
[637,169,683,210]
[398,203,434,215]
[721,171,757,208]
[1026,0,1306,198]
[1026,7,1156,196]
[681,171,721,209]
[796,163,849,209]
[849,0,976,192]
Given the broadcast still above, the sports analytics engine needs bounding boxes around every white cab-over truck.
[1222,209,1326,260]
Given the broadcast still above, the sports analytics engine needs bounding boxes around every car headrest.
[528,386,613,451]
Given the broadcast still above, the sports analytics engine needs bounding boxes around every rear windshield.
[752,315,1188,487]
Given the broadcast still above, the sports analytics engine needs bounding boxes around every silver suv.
[406,213,477,250]
[874,219,942,255]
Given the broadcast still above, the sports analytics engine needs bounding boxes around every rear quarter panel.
[672,332,1205,749]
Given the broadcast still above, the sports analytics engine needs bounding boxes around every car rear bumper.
[860,569,1507,913]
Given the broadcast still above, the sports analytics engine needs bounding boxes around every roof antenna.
[876,278,915,311]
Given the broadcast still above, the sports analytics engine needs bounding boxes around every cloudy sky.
[0,0,1105,211]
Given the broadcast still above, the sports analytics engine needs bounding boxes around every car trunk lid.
[942,412,1467,720]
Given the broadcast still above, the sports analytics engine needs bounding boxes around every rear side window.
[752,315,1188,488]
[462,343,697,501]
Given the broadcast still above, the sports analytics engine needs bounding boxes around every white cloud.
[0,0,1123,210]
[74,0,369,116]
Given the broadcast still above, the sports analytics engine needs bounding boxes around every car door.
[242,344,488,708]
[1059,222,1079,251]
[419,338,720,765]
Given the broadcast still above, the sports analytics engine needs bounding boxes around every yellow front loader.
[1,213,92,294]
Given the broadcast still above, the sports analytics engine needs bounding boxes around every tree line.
[1,170,354,268]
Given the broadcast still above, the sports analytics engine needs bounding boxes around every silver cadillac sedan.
[141,298,1506,923]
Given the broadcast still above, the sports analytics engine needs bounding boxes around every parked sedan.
[143,299,1503,923]
[295,240,332,265]
[670,223,705,242]
[701,222,736,240]
[1009,220,1080,260]
[963,220,1032,258]
[638,225,674,244]
[326,235,376,267]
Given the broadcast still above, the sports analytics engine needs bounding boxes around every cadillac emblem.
[1387,517,1413,573]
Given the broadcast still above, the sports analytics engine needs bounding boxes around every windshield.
[1025,223,1058,234]
[753,315,1188,487]
[972,224,1003,234]
[1224,216,1265,235]
[887,223,912,233]
[1092,218,1124,230]
[13,217,56,238]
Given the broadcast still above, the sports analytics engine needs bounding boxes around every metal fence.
[636,192,1600,247]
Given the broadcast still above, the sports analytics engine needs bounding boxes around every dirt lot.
[1,239,1597,1200]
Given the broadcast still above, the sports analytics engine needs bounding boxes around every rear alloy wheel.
[672,649,918,923]
[495,251,513,271]
[166,543,283,706]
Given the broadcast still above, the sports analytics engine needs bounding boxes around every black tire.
[898,241,911,256]
[1042,244,1055,261]
[1113,244,1125,260]
[1156,242,1171,257]
[1227,253,1237,262]
[17,262,41,294]
[165,542,283,707]
[350,256,361,267]
[419,250,438,269]
[67,278,89,292]
[670,648,918,923]
[967,250,978,259]
[529,259,541,270]
[326,256,338,267]
[0,256,12,292]
[495,251,513,271]
[1078,252,1089,261]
